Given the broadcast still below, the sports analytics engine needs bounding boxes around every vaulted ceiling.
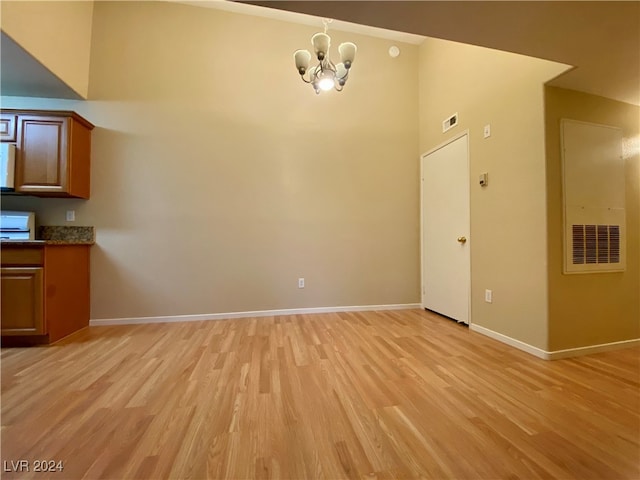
[2,1,638,105]
[241,1,640,105]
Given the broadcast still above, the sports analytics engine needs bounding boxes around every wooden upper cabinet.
[0,113,17,142]
[18,116,70,195]
[2,110,94,199]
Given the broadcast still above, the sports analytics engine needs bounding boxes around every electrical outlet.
[298,278,305,289]
[485,289,493,303]
[66,210,75,222]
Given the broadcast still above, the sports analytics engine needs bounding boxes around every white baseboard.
[470,323,640,360]
[470,324,549,359]
[90,303,421,327]
[546,338,640,360]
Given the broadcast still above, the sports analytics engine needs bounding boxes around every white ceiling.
[237,0,640,106]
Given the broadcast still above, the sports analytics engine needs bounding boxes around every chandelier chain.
[322,18,333,34]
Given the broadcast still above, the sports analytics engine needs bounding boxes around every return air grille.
[572,224,620,265]
[562,119,625,274]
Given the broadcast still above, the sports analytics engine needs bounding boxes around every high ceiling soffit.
[0,31,82,100]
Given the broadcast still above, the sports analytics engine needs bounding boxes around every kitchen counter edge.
[1,240,95,246]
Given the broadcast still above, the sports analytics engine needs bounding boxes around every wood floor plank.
[2,309,639,479]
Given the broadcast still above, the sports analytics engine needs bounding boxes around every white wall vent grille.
[561,119,625,274]
[442,113,458,133]
[571,224,620,265]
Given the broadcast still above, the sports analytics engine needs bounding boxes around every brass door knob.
[457,236,467,244]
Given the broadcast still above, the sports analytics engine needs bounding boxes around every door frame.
[420,130,471,325]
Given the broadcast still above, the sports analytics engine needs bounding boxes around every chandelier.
[293,19,357,94]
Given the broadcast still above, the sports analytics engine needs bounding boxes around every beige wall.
[1,1,420,319]
[418,37,568,350]
[545,86,640,350]
[0,0,93,98]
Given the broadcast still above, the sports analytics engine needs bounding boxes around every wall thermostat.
[479,172,488,186]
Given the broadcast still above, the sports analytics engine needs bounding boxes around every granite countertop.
[1,226,95,246]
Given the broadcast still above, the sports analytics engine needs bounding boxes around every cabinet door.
[1,267,45,336]
[15,115,69,195]
[0,113,17,142]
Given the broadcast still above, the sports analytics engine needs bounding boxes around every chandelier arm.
[326,59,337,73]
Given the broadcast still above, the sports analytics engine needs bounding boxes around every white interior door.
[421,134,470,324]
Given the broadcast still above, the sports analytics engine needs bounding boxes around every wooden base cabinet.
[1,244,90,345]
[1,267,44,335]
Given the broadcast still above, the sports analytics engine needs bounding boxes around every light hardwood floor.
[2,309,639,479]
